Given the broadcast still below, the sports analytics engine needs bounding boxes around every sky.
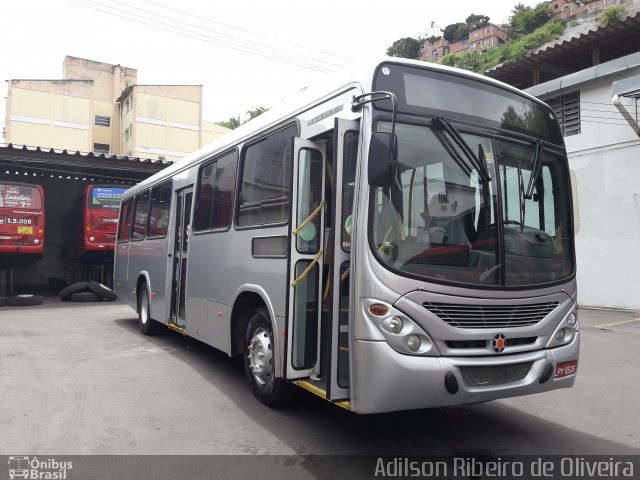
[1,0,541,130]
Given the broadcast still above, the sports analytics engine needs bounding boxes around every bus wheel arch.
[230,291,268,358]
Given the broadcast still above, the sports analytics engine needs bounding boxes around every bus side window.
[194,151,237,231]
[118,199,134,241]
[132,191,150,240]
[237,124,297,227]
[148,181,172,238]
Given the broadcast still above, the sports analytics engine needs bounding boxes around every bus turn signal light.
[369,304,389,316]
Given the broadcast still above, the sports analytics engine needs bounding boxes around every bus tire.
[138,283,159,335]
[244,308,291,406]
[70,291,103,303]
[59,282,90,301]
[8,294,44,306]
[88,281,117,301]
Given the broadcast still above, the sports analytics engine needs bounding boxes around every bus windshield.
[84,186,127,249]
[370,121,574,287]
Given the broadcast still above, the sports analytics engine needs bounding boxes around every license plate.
[18,226,33,234]
[555,360,578,378]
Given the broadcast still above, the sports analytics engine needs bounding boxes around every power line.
[99,0,347,69]
[140,0,354,63]
[66,0,335,74]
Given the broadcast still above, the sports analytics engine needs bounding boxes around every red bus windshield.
[0,183,45,254]
[84,186,127,251]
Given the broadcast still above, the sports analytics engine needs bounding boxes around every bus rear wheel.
[244,308,290,406]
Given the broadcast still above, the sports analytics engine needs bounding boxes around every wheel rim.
[140,291,149,325]
[247,327,273,387]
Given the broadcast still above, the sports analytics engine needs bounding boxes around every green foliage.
[245,106,268,122]
[218,116,241,130]
[507,2,554,40]
[440,20,565,73]
[217,106,269,129]
[599,6,625,27]
[465,14,490,31]
[386,37,421,59]
[443,22,470,43]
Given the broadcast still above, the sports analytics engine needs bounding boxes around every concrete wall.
[531,66,640,310]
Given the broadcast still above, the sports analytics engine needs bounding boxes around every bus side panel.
[186,227,289,357]
[114,241,134,308]
[145,236,170,324]
[127,240,157,312]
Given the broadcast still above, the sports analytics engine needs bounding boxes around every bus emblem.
[492,333,506,353]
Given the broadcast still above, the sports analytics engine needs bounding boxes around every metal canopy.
[0,144,170,184]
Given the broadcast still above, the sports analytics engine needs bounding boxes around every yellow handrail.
[291,249,323,287]
[293,200,325,235]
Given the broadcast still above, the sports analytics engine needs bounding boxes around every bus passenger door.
[170,187,193,326]
[286,139,326,380]
[327,119,359,400]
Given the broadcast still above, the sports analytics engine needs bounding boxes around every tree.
[443,22,470,43]
[507,2,554,40]
[386,37,421,59]
[465,14,490,31]
[217,116,241,130]
[245,106,268,121]
[217,106,269,129]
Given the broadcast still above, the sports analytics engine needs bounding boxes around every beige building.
[3,56,229,162]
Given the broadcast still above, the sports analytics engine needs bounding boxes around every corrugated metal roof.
[486,11,640,76]
[0,143,170,183]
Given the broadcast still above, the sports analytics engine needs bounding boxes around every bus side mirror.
[368,132,398,188]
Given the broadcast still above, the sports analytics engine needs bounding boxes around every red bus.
[82,185,127,253]
[0,181,45,256]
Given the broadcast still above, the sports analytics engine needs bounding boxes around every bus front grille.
[459,361,534,387]
[424,302,558,329]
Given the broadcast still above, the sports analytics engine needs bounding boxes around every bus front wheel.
[138,284,159,335]
[243,308,290,406]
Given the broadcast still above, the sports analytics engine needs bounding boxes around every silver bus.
[114,58,579,414]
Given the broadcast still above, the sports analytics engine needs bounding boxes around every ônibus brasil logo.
[8,456,73,479]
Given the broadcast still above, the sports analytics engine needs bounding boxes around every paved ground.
[0,300,639,456]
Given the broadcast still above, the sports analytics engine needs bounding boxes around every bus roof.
[122,57,549,200]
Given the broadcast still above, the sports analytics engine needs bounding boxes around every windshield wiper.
[433,117,491,184]
[525,140,543,199]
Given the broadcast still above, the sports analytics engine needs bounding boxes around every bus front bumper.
[349,332,579,414]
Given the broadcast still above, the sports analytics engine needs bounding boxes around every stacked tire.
[59,281,117,302]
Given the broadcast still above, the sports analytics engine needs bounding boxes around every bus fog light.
[556,328,566,343]
[567,313,577,328]
[34,239,40,245]
[406,335,421,352]
[388,316,403,334]
[89,236,95,241]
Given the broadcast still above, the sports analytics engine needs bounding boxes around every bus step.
[167,322,187,335]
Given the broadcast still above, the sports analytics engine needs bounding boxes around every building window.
[547,91,581,137]
[93,143,110,154]
[95,115,111,127]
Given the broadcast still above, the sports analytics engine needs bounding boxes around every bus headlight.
[34,239,40,245]
[387,316,403,334]
[89,236,95,242]
[406,335,421,352]
[556,329,566,343]
[364,299,439,356]
[567,313,577,328]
